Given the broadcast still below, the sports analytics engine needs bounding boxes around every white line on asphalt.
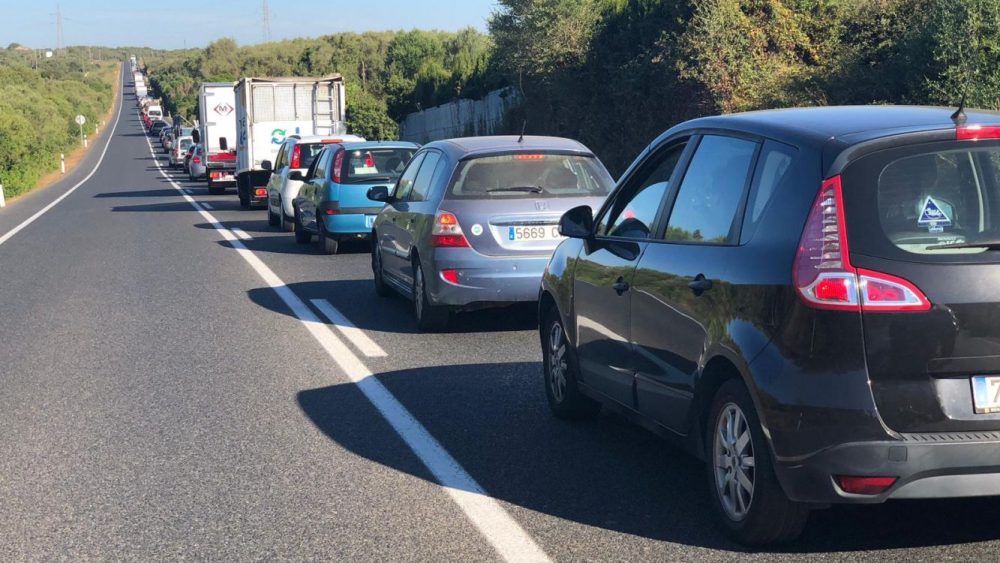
[200,202,214,210]
[0,66,125,248]
[310,299,388,358]
[137,113,550,563]
[231,228,252,241]
[184,189,193,195]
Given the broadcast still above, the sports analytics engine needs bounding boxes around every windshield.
[339,147,415,184]
[179,138,192,150]
[875,145,1000,255]
[447,153,612,199]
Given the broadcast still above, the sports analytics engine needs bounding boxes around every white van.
[146,106,163,120]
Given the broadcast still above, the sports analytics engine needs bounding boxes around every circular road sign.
[75,114,86,125]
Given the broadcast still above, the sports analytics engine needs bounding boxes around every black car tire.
[238,185,250,209]
[317,220,339,255]
[705,379,809,545]
[542,306,601,419]
[413,260,448,331]
[294,210,312,244]
[372,241,391,297]
[267,204,280,228]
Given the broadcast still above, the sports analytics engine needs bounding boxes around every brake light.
[957,125,1000,141]
[255,188,268,197]
[440,269,459,284]
[320,138,343,144]
[431,211,469,248]
[365,152,375,167]
[192,157,201,164]
[515,154,545,160]
[290,144,301,169]
[835,475,897,495]
[333,149,344,183]
[793,175,930,312]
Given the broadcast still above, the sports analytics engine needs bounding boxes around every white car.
[264,134,365,231]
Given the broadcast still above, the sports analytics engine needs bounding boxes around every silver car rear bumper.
[427,248,550,307]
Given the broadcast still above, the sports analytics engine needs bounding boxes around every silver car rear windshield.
[447,154,612,199]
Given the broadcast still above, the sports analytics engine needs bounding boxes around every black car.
[148,120,169,137]
[540,105,1000,544]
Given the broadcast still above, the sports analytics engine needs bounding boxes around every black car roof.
[671,105,1000,149]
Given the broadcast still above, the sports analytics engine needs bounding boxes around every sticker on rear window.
[917,196,952,230]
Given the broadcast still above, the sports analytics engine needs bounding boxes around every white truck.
[196,82,239,194]
[233,75,346,208]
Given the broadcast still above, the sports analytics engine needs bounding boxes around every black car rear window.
[843,141,1000,262]
[447,153,612,199]
[338,148,415,184]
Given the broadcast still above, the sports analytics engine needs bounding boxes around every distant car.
[264,134,367,232]
[368,136,613,330]
[188,144,206,181]
[183,144,198,174]
[169,136,193,169]
[149,120,169,137]
[161,129,174,152]
[293,141,419,255]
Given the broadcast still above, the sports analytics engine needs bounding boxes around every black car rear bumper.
[774,436,1000,504]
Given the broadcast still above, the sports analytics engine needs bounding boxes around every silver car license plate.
[972,376,1000,414]
[508,225,560,241]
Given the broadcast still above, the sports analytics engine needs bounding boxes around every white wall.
[399,87,521,143]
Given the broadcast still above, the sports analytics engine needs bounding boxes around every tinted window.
[394,153,426,200]
[875,147,1000,255]
[740,140,796,244]
[339,147,416,184]
[447,154,612,200]
[312,148,331,180]
[665,135,758,244]
[598,142,686,239]
[409,152,442,202]
[297,143,328,170]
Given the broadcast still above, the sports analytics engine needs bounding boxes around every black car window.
[409,151,442,202]
[598,141,687,239]
[664,135,758,244]
[740,140,796,244]
[394,152,426,200]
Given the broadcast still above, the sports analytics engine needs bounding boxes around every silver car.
[369,136,614,331]
[188,144,207,181]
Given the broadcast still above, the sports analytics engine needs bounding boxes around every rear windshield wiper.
[926,239,1000,250]
[486,185,543,194]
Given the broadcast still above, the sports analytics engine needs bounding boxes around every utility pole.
[261,0,271,43]
[55,4,64,51]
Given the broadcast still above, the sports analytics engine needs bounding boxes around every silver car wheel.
[547,321,568,403]
[714,402,755,522]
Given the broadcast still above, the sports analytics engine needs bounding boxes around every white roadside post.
[0,183,5,208]
[61,154,65,174]
[75,114,86,146]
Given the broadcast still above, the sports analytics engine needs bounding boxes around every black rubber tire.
[372,241,391,297]
[705,379,810,545]
[541,306,601,419]
[207,177,224,195]
[267,205,280,228]
[317,220,339,255]
[294,210,312,244]
[413,260,448,331]
[238,185,250,209]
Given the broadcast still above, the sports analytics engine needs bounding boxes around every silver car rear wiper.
[486,185,543,194]
[926,239,1000,250]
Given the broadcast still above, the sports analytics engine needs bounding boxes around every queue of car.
[134,59,1000,547]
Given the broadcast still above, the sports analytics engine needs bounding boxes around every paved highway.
[1,67,1000,562]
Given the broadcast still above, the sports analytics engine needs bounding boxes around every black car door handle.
[688,274,713,294]
[612,277,630,295]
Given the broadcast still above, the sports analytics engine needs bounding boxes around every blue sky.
[0,0,499,49]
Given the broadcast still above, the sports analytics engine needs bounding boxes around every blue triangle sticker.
[917,196,952,226]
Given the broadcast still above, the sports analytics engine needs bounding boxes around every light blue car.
[293,141,419,254]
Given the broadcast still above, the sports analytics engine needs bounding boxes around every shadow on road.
[94,189,180,198]
[296,362,1000,553]
[110,202,201,213]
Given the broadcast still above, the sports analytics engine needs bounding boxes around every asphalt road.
[1,67,1000,562]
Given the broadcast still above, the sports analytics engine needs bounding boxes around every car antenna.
[951,92,967,126]
[517,119,526,143]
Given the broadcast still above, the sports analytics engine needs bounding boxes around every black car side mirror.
[288,170,304,181]
[261,160,272,171]
[367,185,391,202]
[559,205,594,239]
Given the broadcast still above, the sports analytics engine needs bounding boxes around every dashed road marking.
[200,202,214,210]
[311,298,388,358]
[231,228,252,241]
[137,111,550,563]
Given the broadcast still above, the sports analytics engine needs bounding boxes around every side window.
[408,151,442,202]
[740,140,796,244]
[664,135,758,244]
[598,141,687,239]
[395,153,427,200]
[313,148,331,180]
[274,144,287,169]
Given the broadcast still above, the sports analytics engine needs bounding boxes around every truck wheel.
[238,185,250,209]
[207,177,224,195]
[706,379,810,545]
[317,220,339,255]
[294,210,312,244]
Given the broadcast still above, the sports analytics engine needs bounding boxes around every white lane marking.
[184,189,193,195]
[200,202,214,210]
[137,113,550,563]
[0,65,125,248]
[231,228,252,241]
[310,298,388,358]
